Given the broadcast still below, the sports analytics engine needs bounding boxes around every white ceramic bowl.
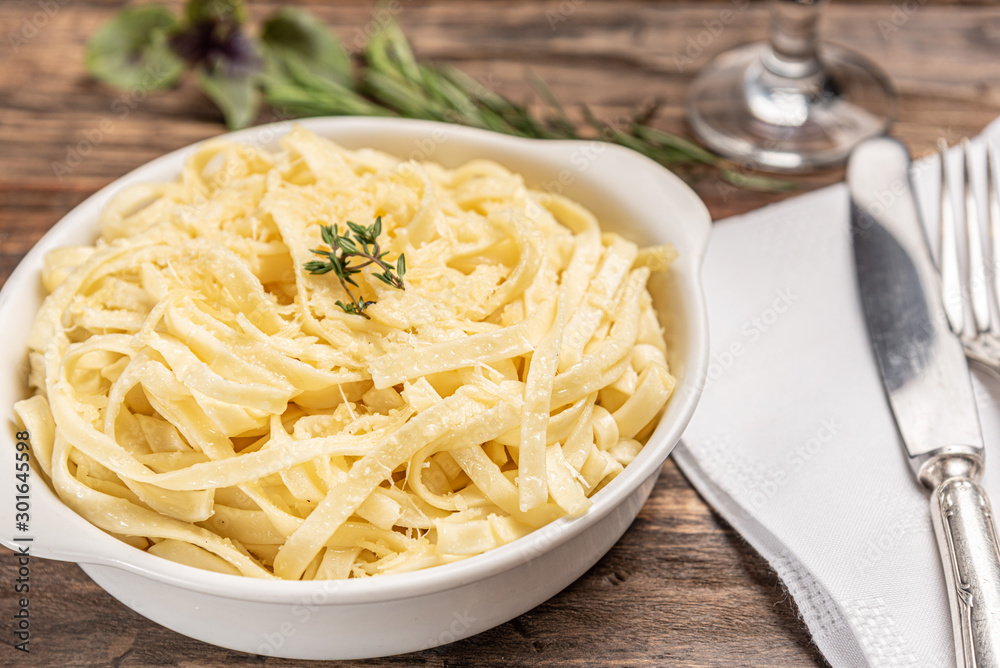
[0,118,710,660]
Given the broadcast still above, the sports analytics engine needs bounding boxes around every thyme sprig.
[303,216,406,318]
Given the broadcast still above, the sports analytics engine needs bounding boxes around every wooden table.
[1,1,998,665]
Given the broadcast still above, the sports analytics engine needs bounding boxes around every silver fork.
[938,137,1000,376]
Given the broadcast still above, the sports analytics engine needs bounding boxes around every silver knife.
[850,137,1000,668]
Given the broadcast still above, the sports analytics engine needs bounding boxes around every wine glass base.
[686,42,897,172]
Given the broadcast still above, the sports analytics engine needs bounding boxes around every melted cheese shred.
[16,126,677,580]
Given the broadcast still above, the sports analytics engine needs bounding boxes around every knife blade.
[850,136,1000,668]
[851,140,983,462]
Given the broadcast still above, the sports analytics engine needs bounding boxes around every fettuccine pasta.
[15,126,677,580]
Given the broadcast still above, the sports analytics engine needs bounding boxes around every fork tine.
[940,139,964,334]
[964,138,991,335]
[986,142,1000,335]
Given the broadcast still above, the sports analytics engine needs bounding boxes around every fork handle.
[930,472,1000,668]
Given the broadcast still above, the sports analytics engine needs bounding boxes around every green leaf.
[337,236,359,254]
[381,21,422,85]
[364,70,439,120]
[721,169,798,192]
[372,216,382,238]
[303,261,333,274]
[320,225,336,247]
[260,7,351,87]
[396,254,406,277]
[85,5,185,90]
[346,220,370,239]
[195,66,261,129]
[261,76,392,117]
[364,20,412,85]
[633,125,721,166]
[187,0,247,26]
[527,70,576,138]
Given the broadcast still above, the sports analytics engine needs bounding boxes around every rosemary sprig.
[352,23,794,191]
[303,216,406,318]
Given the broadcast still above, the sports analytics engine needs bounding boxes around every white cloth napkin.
[673,118,1000,668]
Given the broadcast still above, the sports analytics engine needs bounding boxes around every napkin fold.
[674,118,1000,668]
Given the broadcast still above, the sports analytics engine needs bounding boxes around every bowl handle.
[0,450,122,565]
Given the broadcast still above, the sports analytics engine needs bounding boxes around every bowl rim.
[0,117,711,605]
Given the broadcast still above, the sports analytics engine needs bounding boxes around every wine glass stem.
[765,0,827,79]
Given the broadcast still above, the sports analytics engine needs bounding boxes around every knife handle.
[930,472,1000,668]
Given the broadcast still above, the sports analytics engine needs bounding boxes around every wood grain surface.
[1,1,999,666]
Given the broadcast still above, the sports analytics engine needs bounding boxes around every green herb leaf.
[260,7,352,88]
[721,169,797,192]
[186,0,247,26]
[85,5,185,91]
[321,225,337,247]
[337,235,359,254]
[346,221,371,241]
[261,76,391,118]
[196,66,261,129]
[303,260,333,274]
